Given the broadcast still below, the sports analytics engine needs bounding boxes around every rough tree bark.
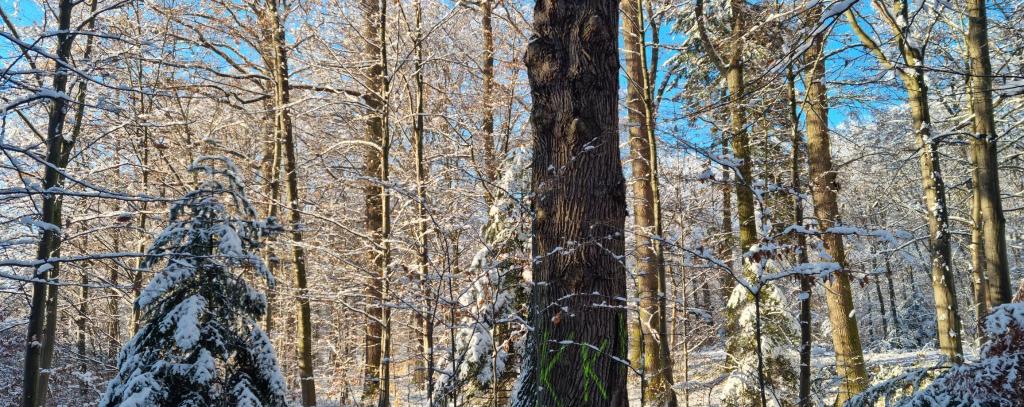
[801,6,868,404]
[511,0,628,403]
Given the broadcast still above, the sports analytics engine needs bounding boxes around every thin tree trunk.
[107,243,120,358]
[874,273,889,338]
[787,66,813,407]
[130,5,151,332]
[412,0,435,399]
[480,0,497,204]
[22,1,76,405]
[801,7,868,403]
[132,184,148,332]
[260,103,283,335]
[362,0,392,403]
[511,0,628,402]
[39,4,101,397]
[622,0,676,403]
[262,0,316,403]
[885,258,899,331]
[719,135,734,303]
[966,0,1011,309]
[679,266,690,407]
[77,258,89,398]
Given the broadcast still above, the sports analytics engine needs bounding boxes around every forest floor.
[663,347,954,406]
[0,328,965,406]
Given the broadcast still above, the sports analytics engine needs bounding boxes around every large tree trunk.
[801,8,868,404]
[362,0,392,403]
[966,0,1011,308]
[262,0,316,404]
[787,66,813,407]
[896,0,963,364]
[511,0,628,403]
[22,1,76,405]
[621,0,676,404]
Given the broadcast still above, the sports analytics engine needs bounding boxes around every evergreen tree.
[438,149,531,405]
[721,281,800,406]
[100,157,287,407]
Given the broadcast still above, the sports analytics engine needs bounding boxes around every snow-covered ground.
[638,347,954,407]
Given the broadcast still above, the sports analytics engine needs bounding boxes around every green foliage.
[721,281,800,407]
[100,157,287,407]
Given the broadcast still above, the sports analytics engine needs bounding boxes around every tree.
[801,4,869,404]
[411,0,435,399]
[437,150,530,405]
[693,0,759,293]
[786,65,813,407]
[256,0,318,403]
[966,0,1012,311]
[480,0,499,202]
[511,0,629,402]
[99,157,287,407]
[845,0,964,364]
[21,0,79,405]
[621,0,676,403]
[720,284,799,407]
[361,0,393,403]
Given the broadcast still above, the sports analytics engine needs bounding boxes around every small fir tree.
[721,270,800,406]
[437,149,531,405]
[100,157,287,407]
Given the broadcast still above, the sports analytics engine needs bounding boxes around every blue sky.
[1,0,42,26]
[630,9,880,153]
[3,0,878,149]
